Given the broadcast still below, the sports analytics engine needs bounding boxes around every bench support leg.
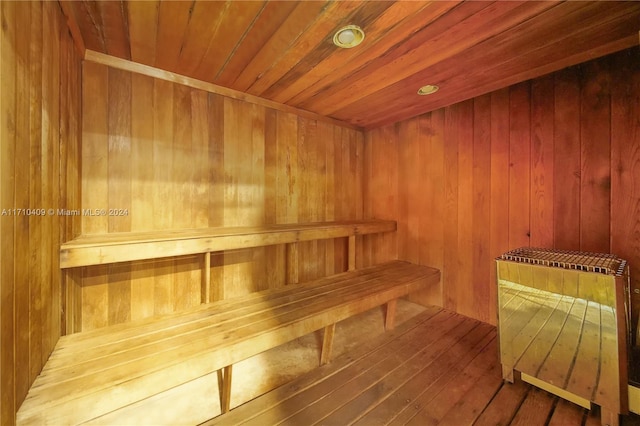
[217,365,233,414]
[203,251,211,303]
[385,299,397,330]
[348,236,356,271]
[287,242,299,285]
[320,323,336,365]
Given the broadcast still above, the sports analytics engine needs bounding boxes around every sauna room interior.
[2,1,640,425]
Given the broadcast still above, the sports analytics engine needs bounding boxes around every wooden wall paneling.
[322,120,336,275]
[333,126,347,272]
[579,58,611,253]
[208,93,225,301]
[472,95,492,323]
[276,110,299,224]
[530,75,555,248]
[172,83,198,310]
[610,48,640,341]
[508,82,531,249]
[1,2,81,421]
[151,78,174,316]
[82,62,109,235]
[419,110,445,306]
[353,129,365,269]
[107,67,132,325]
[249,103,267,292]
[488,89,510,325]
[443,104,460,312]
[14,0,32,405]
[130,73,155,320]
[43,1,61,362]
[263,108,285,289]
[297,117,315,283]
[1,2,17,421]
[553,66,581,251]
[191,89,210,229]
[455,100,475,319]
[191,89,211,303]
[362,125,398,267]
[398,118,419,267]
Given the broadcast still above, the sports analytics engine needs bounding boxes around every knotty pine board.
[79,63,363,331]
[364,47,640,326]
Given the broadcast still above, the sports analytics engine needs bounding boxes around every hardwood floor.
[208,306,640,426]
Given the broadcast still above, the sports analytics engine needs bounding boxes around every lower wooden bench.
[204,306,498,426]
[16,260,439,425]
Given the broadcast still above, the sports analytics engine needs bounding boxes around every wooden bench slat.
[60,220,396,268]
[52,262,406,350]
[31,265,432,393]
[17,261,440,425]
[39,265,427,378]
[204,309,462,426]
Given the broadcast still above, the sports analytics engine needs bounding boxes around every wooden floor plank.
[388,333,500,426]
[352,326,496,426]
[316,318,486,425]
[198,307,445,426]
[207,305,640,426]
[511,387,557,426]
[548,399,585,426]
[271,314,470,426]
[471,378,530,426]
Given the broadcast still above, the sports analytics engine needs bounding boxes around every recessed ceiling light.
[417,85,439,95]
[333,25,365,48]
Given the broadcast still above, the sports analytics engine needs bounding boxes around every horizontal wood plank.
[60,220,396,268]
[16,261,439,425]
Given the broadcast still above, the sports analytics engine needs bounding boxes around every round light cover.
[417,85,439,95]
[333,25,365,48]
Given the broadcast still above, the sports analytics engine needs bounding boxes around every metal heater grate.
[498,247,627,276]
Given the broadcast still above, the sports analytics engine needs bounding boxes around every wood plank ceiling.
[62,0,640,129]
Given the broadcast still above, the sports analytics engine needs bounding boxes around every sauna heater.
[496,247,630,420]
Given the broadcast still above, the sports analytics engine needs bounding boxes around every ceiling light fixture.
[333,25,365,48]
[417,85,439,95]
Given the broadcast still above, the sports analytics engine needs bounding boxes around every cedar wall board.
[365,47,640,329]
[79,63,365,331]
[0,1,82,424]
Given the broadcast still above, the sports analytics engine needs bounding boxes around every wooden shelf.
[60,220,396,268]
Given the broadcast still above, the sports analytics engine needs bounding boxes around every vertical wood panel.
[14,0,32,405]
[530,75,555,248]
[456,100,474,318]
[1,2,18,421]
[580,58,611,253]
[472,95,492,323]
[443,105,460,312]
[1,1,82,422]
[79,63,362,329]
[489,88,511,325]
[611,47,640,340]
[553,66,581,250]
[508,82,531,249]
[416,111,444,306]
[365,48,638,326]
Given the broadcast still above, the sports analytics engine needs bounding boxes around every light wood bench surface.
[17,260,440,425]
[60,220,396,268]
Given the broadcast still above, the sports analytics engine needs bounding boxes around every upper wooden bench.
[59,220,397,268]
[17,220,440,424]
